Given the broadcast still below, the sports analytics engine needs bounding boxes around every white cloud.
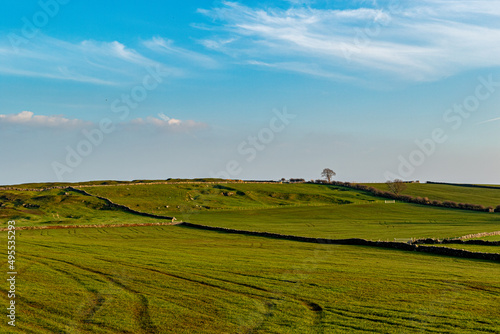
[130,116,208,131]
[0,111,89,127]
[0,111,208,133]
[198,1,500,82]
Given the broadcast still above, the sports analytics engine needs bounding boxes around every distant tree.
[290,178,305,183]
[386,179,407,195]
[321,168,336,183]
[281,178,286,183]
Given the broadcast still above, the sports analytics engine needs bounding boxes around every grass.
[431,244,500,254]
[0,189,164,228]
[363,182,500,208]
[474,235,500,241]
[83,183,381,215]
[186,203,500,240]
[1,181,500,333]
[0,178,237,189]
[81,182,500,240]
[1,226,500,333]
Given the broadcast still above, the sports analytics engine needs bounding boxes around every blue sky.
[1,0,500,185]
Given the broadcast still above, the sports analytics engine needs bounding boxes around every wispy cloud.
[144,37,219,69]
[0,35,178,85]
[477,117,500,125]
[197,1,500,82]
[0,111,90,128]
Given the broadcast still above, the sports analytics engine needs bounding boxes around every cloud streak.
[477,117,500,125]
[198,1,500,82]
[0,35,178,85]
[144,37,219,69]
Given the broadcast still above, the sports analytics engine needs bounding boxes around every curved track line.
[22,254,130,333]
[25,253,159,334]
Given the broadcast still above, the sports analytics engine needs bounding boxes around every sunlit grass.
[1,226,499,333]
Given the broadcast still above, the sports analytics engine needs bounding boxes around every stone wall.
[179,223,500,262]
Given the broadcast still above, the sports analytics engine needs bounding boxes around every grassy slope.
[0,189,164,228]
[2,182,499,240]
[363,183,500,207]
[1,226,499,334]
[83,183,380,215]
[0,178,226,189]
[84,183,500,240]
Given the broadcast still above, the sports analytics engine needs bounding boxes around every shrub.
[443,201,458,208]
[414,197,425,204]
[399,195,413,202]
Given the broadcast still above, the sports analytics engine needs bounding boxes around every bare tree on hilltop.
[386,179,407,195]
[321,168,336,183]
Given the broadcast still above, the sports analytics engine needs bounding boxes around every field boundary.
[178,222,500,262]
[427,181,500,190]
[457,230,500,240]
[413,231,500,245]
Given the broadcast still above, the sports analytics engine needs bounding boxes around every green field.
[82,183,500,240]
[474,235,500,241]
[1,181,500,333]
[0,189,164,228]
[363,183,500,208]
[431,243,500,254]
[1,226,500,333]
[186,203,500,240]
[83,183,381,214]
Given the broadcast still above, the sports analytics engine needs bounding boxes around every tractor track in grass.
[95,257,277,321]
[95,257,328,331]
[23,253,137,334]
[0,283,100,333]
[300,300,325,333]
[324,307,433,332]
[24,253,159,334]
[23,255,130,333]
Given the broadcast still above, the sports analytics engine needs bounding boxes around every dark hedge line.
[413,238,500,246]
[426,181,500,190]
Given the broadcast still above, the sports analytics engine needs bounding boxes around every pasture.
[362,183,500,208]
[0,181,499,333]
[82,182,500,240]
[1,226,500,333]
